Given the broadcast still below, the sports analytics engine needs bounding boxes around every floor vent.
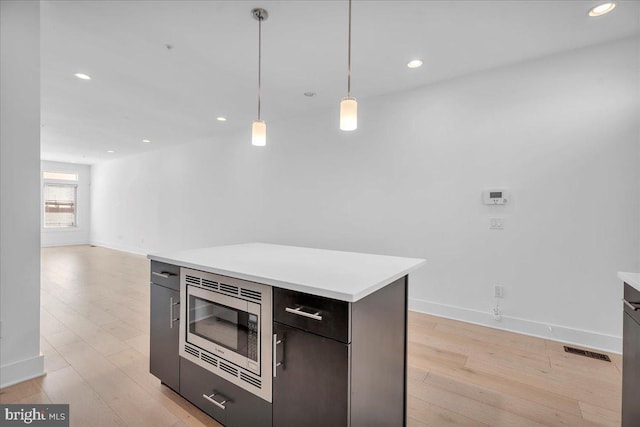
[563,346,611,362]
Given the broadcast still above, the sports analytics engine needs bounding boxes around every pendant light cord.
[257,15,262,120]
[347,0,352,97]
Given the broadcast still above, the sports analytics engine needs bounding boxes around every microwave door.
[189,297,250,356]
[186,286,259,371]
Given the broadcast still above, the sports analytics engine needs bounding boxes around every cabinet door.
[273,322,349,427]
[150,283,180,391]
[622,313,640,427]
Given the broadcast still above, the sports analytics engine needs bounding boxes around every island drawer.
[624,283,640,323]
[180,358,272,427]
[150,261,180,291]
[274,288,351,343]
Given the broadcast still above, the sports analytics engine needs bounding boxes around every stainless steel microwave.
[179,268,272,402]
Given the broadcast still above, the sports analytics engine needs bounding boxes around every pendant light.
[339,0,357,131]
[251,8,268,146]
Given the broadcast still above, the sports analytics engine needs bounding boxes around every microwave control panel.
[248,314,259,362]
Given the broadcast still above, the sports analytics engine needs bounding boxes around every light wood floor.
[0,246,622,426]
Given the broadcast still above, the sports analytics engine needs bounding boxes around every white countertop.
[148,243,425,302]
[618,272,640,292]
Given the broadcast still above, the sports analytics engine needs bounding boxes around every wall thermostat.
[483,190,508,205]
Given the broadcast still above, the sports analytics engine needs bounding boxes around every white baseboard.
[89,240,148,257]
[409,298,622,354]
[0,354,45,389]
[41,241,89,248]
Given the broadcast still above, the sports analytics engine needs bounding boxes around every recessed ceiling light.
[588,2,616,16]
[304,91,316,97]
[216,117,227,122]
[142,139,151,143]
[74,73,92,80]
[407,59,423,69]
[107,150,115,153]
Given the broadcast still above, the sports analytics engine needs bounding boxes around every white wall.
[40,160,91,247]
[0,0,44,387]
[92,36,640,352]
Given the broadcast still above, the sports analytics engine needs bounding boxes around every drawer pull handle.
[285,306,323,321]
[169,297,180,329]
[203,392,230,410]
[152,271,176,279]
[273,334,284,378]
[623,299,640,311]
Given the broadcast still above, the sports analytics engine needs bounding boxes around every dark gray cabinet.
[272,323,349,427]
[622,283,640,426]
[149,261,181,392]
[273,276,407,427]
[180,358,272,427]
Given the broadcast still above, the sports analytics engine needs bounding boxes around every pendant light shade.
[252,120,266,146]
[339,0,357,131]
[251,8,268,146]
[340,97,357,131]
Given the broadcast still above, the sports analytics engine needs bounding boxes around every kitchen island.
[148,243,425,427]
[618,272,640,427]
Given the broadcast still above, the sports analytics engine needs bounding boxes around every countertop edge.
[618,271,640,292]
[148,254,426,302]
[350,260,426,302]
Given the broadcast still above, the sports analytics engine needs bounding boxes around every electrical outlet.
[492,307,502,321]
[489,218,505,230]
[494,285,504,298]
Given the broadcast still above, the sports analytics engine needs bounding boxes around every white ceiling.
[40,0,640,164]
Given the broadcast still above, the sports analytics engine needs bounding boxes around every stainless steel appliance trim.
[285,306,323,321]
[203,392,229,410]
[179,267,273,403]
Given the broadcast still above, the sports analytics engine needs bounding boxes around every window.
[44,183,77,228]
[43,171,77,181]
